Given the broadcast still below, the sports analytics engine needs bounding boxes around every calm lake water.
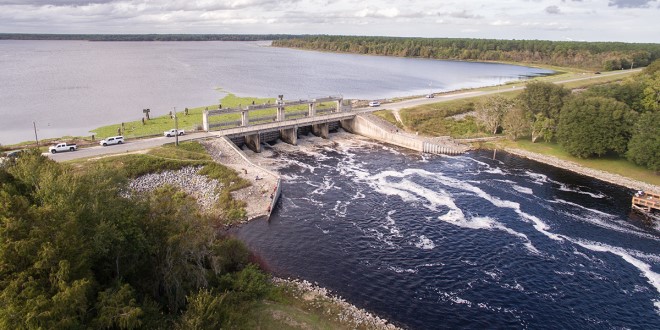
[0,40,551,144]
[235,136,660,329]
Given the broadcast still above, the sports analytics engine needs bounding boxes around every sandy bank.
[504,148,660,194]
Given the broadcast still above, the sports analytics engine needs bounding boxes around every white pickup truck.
[164,129,185,137]
[49,143,77,153]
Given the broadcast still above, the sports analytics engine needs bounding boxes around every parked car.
[49,143,77,153]
[368,101,380,107]
[164,129,185,137]
[100,136,124,146]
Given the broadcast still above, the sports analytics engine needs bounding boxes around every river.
[235,133,660,329]
[0,40,551,144]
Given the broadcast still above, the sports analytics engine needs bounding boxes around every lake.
[0,40,551,144]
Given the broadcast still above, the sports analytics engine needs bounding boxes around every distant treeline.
[0,33,299,42]
[273,36,660,70]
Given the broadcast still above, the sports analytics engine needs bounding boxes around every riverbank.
[503,147,660,194]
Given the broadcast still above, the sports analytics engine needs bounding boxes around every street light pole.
[174,107,179,147]
[33,121,39,146]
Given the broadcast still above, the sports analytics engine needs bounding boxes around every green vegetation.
[273,35,660,70]
[2,145,390,329]
[73,141,250,222]
[90,93,334,140]
[389,59,659,182]
[492,140,660,186]
[0,149,268,328]
[90,94,274,139]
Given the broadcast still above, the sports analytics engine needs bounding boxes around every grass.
[89,93,337,139]
[490,139,660,186]
[372,110,401,128]
[72,141,252,224]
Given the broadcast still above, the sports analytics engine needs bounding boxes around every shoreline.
[502,147,660,194]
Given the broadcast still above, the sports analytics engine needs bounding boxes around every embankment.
[505,148,660,194]
[341,113,470,155]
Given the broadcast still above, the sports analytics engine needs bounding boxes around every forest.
[477,60,659,171]
[273,35,660,70]
[0,145,275,328]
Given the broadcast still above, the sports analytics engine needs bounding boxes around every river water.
[235,134,660,329]
[0,40,551,144]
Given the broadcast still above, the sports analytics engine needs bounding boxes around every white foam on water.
[382,210,403,237]
[387,265,418,274]
[512,185,534,195]
[362,168,543,253]
[547,178,606,199]
[523,170,549,185]
[484,168,505,175]
[557,209,660,242]
[415,235,436,250]
[408,168,561,243]
[333,200,350,218]
[311,176,336,195]
[551,198,612,217]
[568,238,660,306]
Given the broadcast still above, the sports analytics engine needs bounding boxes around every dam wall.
[340,114,469,155]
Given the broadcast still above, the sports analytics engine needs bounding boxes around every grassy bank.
[72,141,251,224]
[488,140,660,186]
[90,93,335,139]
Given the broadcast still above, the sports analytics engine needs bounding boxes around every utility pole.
[33,121,39,146]
[174,107,179,147]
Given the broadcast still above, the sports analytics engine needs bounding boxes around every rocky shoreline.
[504,148,660,193]
[272,278,401,330]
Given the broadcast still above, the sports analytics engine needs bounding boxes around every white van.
[100,136,124,146]
[368,101,380,107]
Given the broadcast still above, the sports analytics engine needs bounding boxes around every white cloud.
[0,0,658,42]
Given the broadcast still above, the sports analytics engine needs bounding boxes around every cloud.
[608,0,656,8]
[545,5,561,14]
[0,0,115,5]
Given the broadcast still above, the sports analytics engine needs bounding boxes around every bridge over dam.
[202,96,469,155]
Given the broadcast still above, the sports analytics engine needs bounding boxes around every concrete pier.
[245,134,261,153]
[312,123,329,139]
[280,127,298,145]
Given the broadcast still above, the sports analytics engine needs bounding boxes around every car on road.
[0,149,28,165]
[100,135,124,146]
[368,101,380,107]
[164,129,185,137]
[426,94,435,98]
[49,143,77,153]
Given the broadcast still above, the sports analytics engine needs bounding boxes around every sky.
[1,0,659,43]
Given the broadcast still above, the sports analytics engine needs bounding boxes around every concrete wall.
[340,115,424,152]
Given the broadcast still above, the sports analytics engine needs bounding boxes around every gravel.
[128,166,221,211]
[272,278,401,330]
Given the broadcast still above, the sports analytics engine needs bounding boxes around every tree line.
[475,60,660,171]
[273,35,660,70]
[0,152,275,328]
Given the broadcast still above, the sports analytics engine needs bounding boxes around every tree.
[626,111,660,171]
[517,81,570,121]
[475,95,513,134]
[531,113,556,143]
[501,106,531,140]
[557,96,637,158]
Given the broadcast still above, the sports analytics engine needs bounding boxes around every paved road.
[47,69,640,162]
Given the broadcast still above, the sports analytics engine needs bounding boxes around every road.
[47,69,641,162]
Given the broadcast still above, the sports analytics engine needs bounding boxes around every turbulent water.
[0,40,551,144]
[235,134,660,329]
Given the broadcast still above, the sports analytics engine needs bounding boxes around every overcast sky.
[1,0,658,42]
